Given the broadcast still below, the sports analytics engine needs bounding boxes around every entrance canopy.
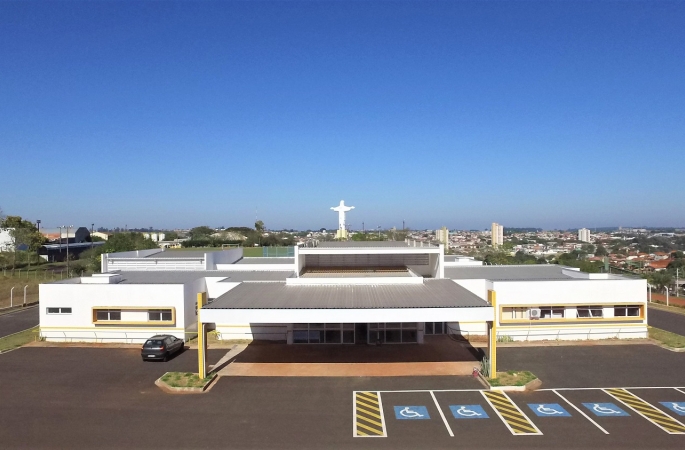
[201,279,494,324]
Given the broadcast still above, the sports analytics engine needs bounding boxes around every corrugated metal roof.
[316,241,424,248]
[235,257,294,265]
[445,265,573,281]
[206,279,489,309]
[110,271,293,284]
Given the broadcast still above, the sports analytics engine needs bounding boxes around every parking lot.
[356,387,685,441]
[1,344,684,449]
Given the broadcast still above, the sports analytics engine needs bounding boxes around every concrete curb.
[480,374,541,391]
[649,339,685,353]
[154,372,218,394]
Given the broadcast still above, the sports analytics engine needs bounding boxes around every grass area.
[648,326,685,348]
[160,372,214,388]
[0,326,38,353]
[489,370,538,387]
[649,303,685,315]
[0,275,43,308]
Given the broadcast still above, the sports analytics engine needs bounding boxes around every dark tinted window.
[143,340,164,348]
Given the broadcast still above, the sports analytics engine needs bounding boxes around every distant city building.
[143,232,166,242]
[435,226,449,246]
[578,228,591,243]
[491,222,504,247]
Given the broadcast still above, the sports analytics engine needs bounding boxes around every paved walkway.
[219,361,477,377]
[214,335,482,377]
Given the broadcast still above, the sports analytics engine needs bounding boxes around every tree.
[164,230,179,241]
[255,220,265,233]
[188,226,214,240]
[0,215,46,270]
[595,245,608,257]
[647,271,673,293]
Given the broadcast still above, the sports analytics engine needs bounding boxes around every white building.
[491,222,504,247]
[578,228,591,242]
[435,227,449,246]
[39,243,647,360]
[0,228,13,251]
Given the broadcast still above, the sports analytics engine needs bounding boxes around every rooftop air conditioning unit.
[529,308,541,320]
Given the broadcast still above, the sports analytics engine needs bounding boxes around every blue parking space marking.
[582,403,630,417]
[449,405,489,419]
[394,406,430,420]
[660,402,685,416]
[527,403,571,417]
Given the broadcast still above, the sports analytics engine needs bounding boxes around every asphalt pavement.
[648,306,685,336]
[1,344,685,449]
[0,306,38,337]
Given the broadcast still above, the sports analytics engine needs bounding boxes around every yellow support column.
[197,292,207,379]
[487,290,497,377]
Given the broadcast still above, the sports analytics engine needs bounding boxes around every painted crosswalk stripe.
[603,388,685,434]
[353,391,386,437]
[481,390,542,435]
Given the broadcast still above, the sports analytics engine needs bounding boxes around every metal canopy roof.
[110,271,293,284]
[205,279,489,310]
[316,241,433,248]
[445,265,573,281]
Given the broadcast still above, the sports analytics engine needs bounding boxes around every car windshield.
[143,340,164,348]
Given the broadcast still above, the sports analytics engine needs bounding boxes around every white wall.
[101,249,163,272]
[493,278,647,307]
[107,258,205,271]
[39,283,186,343]
[214,323,288,341]
[205,248,243,269]
[0,229,13,251]
[453,279,492,300]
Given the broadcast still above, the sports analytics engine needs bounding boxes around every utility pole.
[65,225,72,276]
[91,223,94,250]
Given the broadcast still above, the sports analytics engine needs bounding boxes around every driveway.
[0,306,38,337]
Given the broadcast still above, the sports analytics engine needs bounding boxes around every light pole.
[64,225,72,276]
[58,226,63,257]
[91,223,94,250]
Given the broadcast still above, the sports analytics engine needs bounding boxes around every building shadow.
[227,335,484,364]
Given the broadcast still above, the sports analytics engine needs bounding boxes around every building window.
[576,306,603,319]
[292,323,355,344]
[95,309,121,321]
[540,306,564,319]
[424,322,445,335]
[614,305,641,317]
[46,307,72,314]
[148,309,173,321]
[501,307,528,320]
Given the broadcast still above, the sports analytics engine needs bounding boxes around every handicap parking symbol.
[660,402,685,416]
[527,403,571,417]
[394,406,430,420]
[582,403,630,417]
[449,405,489,419]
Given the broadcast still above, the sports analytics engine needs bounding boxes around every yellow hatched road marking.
[603,389,685,434]
[356,414,383,428]
[356,399,379,410]
[353,392,386,437]
[356,406,382,420]
[482,391,542,436]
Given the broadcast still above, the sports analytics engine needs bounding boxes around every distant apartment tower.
[435,226,449,246]
[491,222,504,247]
[578,228,591,243]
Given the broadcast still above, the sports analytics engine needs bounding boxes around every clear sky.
[1,1,684,231]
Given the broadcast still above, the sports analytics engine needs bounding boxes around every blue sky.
[1,1,684,231]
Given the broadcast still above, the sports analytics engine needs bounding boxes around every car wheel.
[162,352,168,362]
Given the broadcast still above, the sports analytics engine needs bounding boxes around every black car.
[141,335,184,361]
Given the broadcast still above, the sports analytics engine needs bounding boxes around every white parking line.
[430,391,454,437]
[552,389,609,435]
[675,388,685,396]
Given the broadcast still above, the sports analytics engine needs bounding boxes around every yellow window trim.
[92,307,176,325]
[499,305,645,323]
